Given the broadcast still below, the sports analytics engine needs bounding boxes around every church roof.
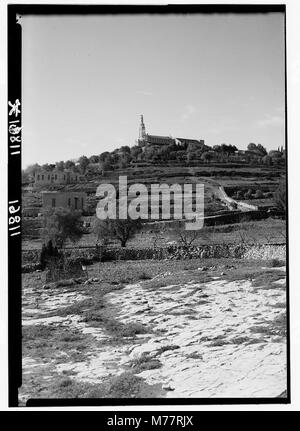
[146,134,174,144]
[175,138,202,144]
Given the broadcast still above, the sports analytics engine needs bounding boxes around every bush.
[269,258,284,268]
[254,190,264,199]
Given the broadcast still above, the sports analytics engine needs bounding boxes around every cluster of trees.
[42,207,143,253]
[234,189,273,201]
[22,140,285,185]
[232,178,286,212]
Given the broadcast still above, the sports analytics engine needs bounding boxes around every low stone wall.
[22,262,42,273]
[243,244,286,261]
[22,243,286,272]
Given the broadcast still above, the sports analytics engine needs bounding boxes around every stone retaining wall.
[22,243,286,272]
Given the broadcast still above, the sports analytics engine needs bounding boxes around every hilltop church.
[137,115,206,151]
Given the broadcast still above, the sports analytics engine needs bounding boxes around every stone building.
[42,191,87,212]
[34,169,84,187]
[137,115,205,149]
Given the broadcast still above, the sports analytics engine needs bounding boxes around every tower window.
[51,198,56,207]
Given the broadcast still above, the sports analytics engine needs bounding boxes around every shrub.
[254,189,264,199]
[269,258,285,268]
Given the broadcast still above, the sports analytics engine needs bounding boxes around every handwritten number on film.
[8,100,21,236]
[8,99,21,155]
[9,200,21,237]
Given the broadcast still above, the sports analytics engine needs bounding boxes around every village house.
[34,169,84,187]
[42,191,87,212]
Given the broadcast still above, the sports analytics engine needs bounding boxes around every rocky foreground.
[21,263,287,401]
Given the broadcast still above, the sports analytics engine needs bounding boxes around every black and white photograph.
[6,3,290,407]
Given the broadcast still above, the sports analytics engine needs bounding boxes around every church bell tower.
[139,114,146,140]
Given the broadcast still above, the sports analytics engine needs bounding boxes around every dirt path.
[21,266,287,400]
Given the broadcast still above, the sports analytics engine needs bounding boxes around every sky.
[21,12,285,168]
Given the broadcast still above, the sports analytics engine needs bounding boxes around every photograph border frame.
[7,3,290,407]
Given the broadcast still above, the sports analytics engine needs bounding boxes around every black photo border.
[7,3,290,407]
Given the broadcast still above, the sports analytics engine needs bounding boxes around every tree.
[130,145,142,159]
[262,155,272,166]
[254,189,264,199]
[256,144,267,156]
[201,152,213,163]
[186,150,196,164]
[274,178,286,212]
[56,161,65,171]
[120,145,131,154]
[169,222,202,246]
[93,218,142,247]
[99,152,110,162]
[78,155,89,174]
[40,240,60,270]
[65,160,76,170]
[100,159,113,172]
[24,163,41,176]
[42,208,84,249]
[89,155,100,164]
[244,189,253,200]
[269,150,282,159]
[118,153,131,169]
[41,163,51,171]
[247,143,257,152]
[213,145,221,152]
[22,170,32,184]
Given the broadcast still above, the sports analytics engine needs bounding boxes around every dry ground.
[20,258,287,404]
